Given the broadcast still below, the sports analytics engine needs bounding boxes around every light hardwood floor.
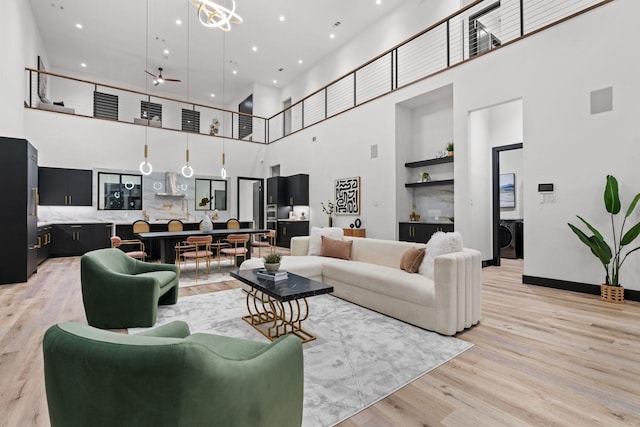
[1,257,639,426]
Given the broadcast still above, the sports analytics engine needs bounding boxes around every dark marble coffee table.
[231,268,333,343]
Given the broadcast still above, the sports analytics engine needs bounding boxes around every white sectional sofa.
[240,236,481,336]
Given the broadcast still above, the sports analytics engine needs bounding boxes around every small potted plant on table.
[263,253,282,272]
[568,175,640,303]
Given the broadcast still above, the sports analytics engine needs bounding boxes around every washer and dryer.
[499,219,523,259]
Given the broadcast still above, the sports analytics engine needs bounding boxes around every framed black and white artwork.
[335,177,361,215]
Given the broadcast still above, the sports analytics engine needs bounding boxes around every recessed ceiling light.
[376,0,382,4]
[273,79,277,84]
[210,93,215,97]
[163,49,170,55]
[75,23,83,29]
[252,46,258,52]
[175,19,182,25]
[298,59,303,64]
[279,15,285,22]
[232,70,237,75]
[330,33,336,39]
[80,62,87,68]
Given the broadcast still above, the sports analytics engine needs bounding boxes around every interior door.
[253,181,263,229]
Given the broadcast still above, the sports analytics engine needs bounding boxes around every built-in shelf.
[405,179,454,188]
[405,156,453,168]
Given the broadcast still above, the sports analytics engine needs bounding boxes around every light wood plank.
[1,257,639,426]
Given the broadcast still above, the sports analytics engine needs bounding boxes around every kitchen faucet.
[182,198,190,221]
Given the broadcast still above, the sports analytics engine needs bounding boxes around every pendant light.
[220,26,228,180]
[140,0,153,176]
[181,141,193,177]
[181,7,194,178]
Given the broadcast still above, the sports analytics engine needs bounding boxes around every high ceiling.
[29,0,407,109]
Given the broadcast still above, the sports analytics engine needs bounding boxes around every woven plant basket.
[600,284,624,304]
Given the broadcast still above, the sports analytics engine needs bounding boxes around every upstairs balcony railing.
[25,0,612,145]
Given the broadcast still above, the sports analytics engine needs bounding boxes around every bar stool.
[226,218,240,230]
[167,219,183,231]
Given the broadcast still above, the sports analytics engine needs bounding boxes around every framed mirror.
[195,178,227,211]
[98,172,143,210]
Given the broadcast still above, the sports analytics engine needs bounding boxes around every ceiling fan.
[145,67,181,86]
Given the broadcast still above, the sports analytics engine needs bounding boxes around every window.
[195,178,227,211]
[98,172,142,210]
[238,94,253,140]
[182,108,200,132]
[94,91,118,120]
[141,100,162,122]
[469,2,502,57]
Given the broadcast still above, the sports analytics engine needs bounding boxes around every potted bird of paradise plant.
[568,175,640,303]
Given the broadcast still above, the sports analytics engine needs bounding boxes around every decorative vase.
[264,262,280,272]
[201,214,213,231]
[448,150,454,157]
[600,284,624,304]
[328,215,333,227]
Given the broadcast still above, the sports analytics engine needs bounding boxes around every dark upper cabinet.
[39,167,92,206]
[0,137,38,284]
[267,174,309,206]
[266,176,287,206]
[399,222,454,244]
[286,174,309,206]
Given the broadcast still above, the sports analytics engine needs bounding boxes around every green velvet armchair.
[80,248,179,328]
[43,321,304,427]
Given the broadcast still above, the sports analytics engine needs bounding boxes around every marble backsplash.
[411,186,454,222]
[37,170,232,224]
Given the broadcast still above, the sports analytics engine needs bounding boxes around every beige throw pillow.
[308,227,344,255]
[320,236,352,260]
[400,247,426,273]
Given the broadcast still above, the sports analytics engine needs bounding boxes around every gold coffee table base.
[242,288,316,343]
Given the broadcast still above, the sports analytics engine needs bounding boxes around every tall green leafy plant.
[568,175,640,286]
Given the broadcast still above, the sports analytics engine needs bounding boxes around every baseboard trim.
[522,275,640,302]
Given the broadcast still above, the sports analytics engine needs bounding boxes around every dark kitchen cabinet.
[277,221,309,248]
[267,174,309,206]
[286,174,309,206]
[51,223,112,257]
[266,176,287,205]
[0,137,38,284]
[39,167,93,206]
[37,225,53,265]
[399,222,453,244]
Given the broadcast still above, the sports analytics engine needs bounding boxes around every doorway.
[491,144,523,266]
[237,177,264,228]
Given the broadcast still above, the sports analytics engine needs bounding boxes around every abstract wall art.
[335,177,361,215]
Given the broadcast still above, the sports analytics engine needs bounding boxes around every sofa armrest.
[133,260,178,275]
[134,321,191,338]
[433,248,482,335]
[290,236,310,256]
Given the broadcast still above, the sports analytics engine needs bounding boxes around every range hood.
[156,172,186,197]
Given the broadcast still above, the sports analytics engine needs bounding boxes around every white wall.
[451,0,640,289]
[281,0,459,105]
[0,0,46,138]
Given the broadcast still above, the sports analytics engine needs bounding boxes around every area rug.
[131,289,472,426]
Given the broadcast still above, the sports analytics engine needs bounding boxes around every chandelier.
[191,0,243,31]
